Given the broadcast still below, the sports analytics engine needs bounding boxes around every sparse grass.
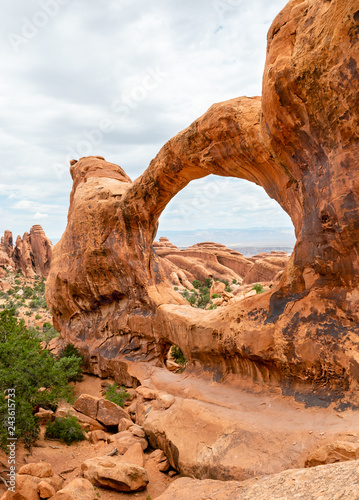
[105,383,130,408]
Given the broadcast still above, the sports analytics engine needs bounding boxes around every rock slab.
[156,460,359,500]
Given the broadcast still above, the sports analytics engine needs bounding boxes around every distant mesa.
[0,225,52,279]
[153,237,288,286]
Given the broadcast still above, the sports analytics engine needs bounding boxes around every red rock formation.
[13,233,35,278]
[28,225,53,277]
[2,230,14,258]
[154,238,289,285]
[46,0,359,406]
[0,226,53,278]
[0,230,14,277]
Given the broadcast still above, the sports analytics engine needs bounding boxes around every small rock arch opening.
[165,344,186,373]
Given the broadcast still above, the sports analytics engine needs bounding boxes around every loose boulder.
[81,456,149,492]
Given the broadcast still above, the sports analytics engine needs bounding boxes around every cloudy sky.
[0,0,293,243]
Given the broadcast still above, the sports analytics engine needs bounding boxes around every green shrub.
[0,310,78,450]
[252,283,264,294]
[171,345,186,366]
[105,383,130,408]
[184,279,213,309]
[23,287,35,299]
[45,415,85,445]
[188,292,197,306]
[61,343,82,360]
[212,293,220,299]
[35,314,41,320]
[54,355,83,382]
[204,278,212,288]
[232,279,238,284]
[33,280,46,294]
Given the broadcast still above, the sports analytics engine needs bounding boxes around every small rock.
[136,386,158,400]
[18,462,53,478]
[34,408,54,425]
[124,388,137,402]
[150,449,171,471]
[107,431,133,444]
[166,360,182,372]
[73,394,99,420]
[88,430,108,444]
[150,449,164,460]
[97,399,129,427]
[118,418,134,432]
[120,442,145,467]
[158,459,171,472]
[157,393,175,410]
[129,425,146,438]
[115,435,148,454]
[168,470,177,477]
[127,401,137,418]
[37,480,55,498]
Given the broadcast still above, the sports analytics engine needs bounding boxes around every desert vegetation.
[180,278,234,309]
[0,271,84,450]
[0,270,58,343]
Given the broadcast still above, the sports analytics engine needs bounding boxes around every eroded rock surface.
[46,0,359,406]
[156,460,359,500]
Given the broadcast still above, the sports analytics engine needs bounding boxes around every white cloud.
[34,212,49,219]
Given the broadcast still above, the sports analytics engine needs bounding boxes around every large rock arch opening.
[157,174,295,245]
[46,0,359,406]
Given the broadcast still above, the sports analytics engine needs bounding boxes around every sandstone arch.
[46,0,359,406]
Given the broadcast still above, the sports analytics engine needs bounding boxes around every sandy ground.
[2,368,359,499]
